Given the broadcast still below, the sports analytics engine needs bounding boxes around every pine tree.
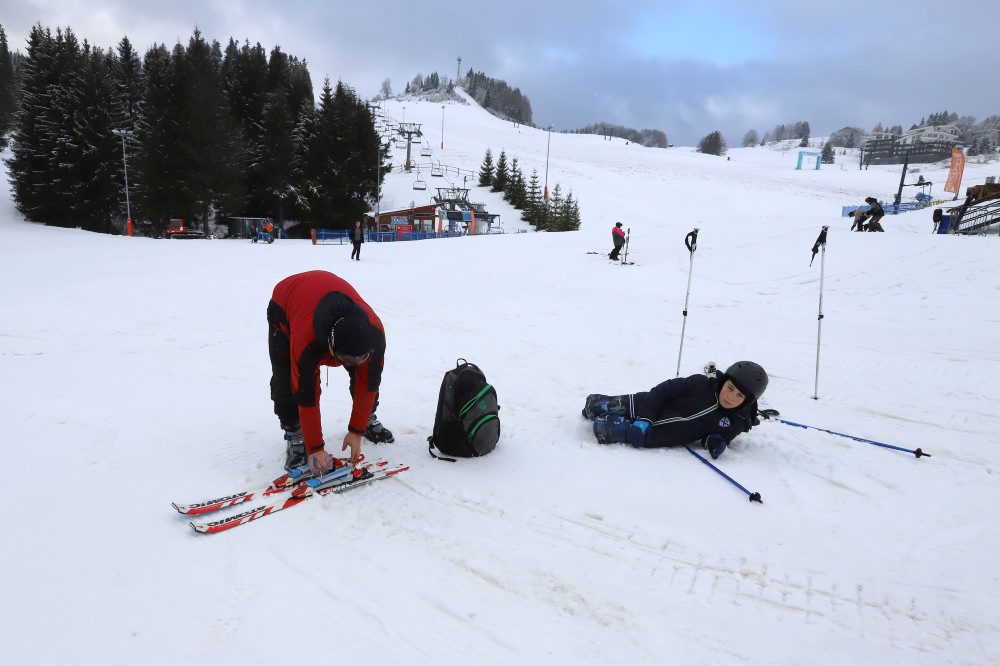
[821,142,835,164]
[555,191,581,231]
[492,149,509,192]
[505,156,526,207]
[46,28,87,225]
[7,26,90,227]
[478,148,494,186]
[112,36,144,128]
[697,131,726,156]
[181,29,244,232]
[523,168,542,225]
[296,78,380,229]
[742,129,759,147]
[0,25,17,145]
[7,25,59,224]
[133,42,181,232]
[545,184,563,231]
[68,43,119,233]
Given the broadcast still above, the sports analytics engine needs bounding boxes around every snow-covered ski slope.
[2,92,998,665]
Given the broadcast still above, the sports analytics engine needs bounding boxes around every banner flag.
[944,147,966,194]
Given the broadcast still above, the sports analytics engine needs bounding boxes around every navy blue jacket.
[628,374,755,449]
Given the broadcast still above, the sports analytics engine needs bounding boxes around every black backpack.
[427,359,500,461]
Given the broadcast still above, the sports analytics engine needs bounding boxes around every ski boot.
[592,415,649,448]
[283,424,306,472]
[582,394,628,419]
[364,413,395,444]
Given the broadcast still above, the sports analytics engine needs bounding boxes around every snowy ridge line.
[187,460,409,534]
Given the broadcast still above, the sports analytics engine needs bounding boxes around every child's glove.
[704,433,728,459]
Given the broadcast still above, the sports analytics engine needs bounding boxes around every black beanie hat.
[329,315,375,357]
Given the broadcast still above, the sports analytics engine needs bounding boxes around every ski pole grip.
[685,228,699,252]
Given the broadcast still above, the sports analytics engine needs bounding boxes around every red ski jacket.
[271,271,385,454]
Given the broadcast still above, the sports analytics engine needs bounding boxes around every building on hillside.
[863,125,960,165]
[369,192,501,236]
[899,124,960,146]
[371,204,439,233]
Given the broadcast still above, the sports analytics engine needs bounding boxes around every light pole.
[111,128,133,235]
[441,105,445,150]
[544,124,553,200]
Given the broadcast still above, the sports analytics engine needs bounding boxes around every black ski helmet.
[723,361,768,401]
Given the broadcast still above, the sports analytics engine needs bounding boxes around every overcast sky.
[4,0,999,145]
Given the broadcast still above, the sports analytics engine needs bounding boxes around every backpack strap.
[427,435,457,462]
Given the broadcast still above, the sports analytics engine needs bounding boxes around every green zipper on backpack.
[468,414,498,439]
[459,384,494,417]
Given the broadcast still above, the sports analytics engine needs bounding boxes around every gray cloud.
[3,0,998,144]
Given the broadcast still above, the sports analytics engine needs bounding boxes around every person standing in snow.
[350,220,365,260]
[267,270,394,474]
[609,222,626,260]
[581,361,768,459]
[864,197,885,232]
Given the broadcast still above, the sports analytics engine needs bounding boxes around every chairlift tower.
[398,122,423,172]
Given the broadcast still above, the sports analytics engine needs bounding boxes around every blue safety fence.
[313,229,470,244]
[840,199,949,217]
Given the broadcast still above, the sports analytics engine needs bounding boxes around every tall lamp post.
[441,105,445,150]
[111,128,133,236]
[544,124,553,200]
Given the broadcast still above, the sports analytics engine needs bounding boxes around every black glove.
[705,433,728,459]
[757,408,780,421]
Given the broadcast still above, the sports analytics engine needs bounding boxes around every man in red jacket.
[609,222,626,260]
[267,271,394,474]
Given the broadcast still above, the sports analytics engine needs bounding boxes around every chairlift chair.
[420,146,432,157]
[413,172,427,190]
[430,164,444,177]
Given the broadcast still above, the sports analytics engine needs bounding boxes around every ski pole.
[675,227,699,377]
[773,418,931,458]
[809,226,829,399]
[685,445,762,503]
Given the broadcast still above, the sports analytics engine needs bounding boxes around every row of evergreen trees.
[464,70,532,126]
[478,148,580,232]
[4,25,386,235]
[568,122,668,148]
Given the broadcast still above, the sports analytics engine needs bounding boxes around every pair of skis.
[173,458,409,534]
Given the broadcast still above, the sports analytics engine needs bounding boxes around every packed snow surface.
[2,93,999,665]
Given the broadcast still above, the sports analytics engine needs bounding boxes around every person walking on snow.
[350,220,365,260]
[267,271,394,475]
[609,222,626,260]
[581,361,768,459]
